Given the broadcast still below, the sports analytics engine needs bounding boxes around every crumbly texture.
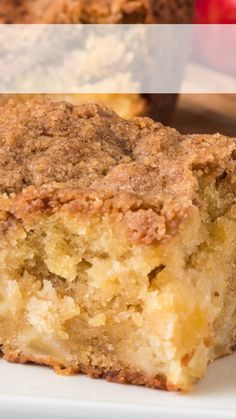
[0,0,194,24]
[0,99,236,391]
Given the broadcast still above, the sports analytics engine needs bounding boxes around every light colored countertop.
[0,352,236,418]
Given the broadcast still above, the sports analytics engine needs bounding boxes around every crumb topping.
[0,99,235,243]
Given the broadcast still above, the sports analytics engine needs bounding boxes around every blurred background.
[173,0,236,137]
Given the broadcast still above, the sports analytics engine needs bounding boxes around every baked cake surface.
[0,99,236,391]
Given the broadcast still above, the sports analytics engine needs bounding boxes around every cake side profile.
[0,99,236,391]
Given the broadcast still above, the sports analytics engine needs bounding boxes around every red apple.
[195,0,236,24]
[193,0,236,78]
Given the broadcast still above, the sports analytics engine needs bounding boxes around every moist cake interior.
[0,174,236,391]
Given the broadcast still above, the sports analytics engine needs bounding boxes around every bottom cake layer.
[0,179,236,391]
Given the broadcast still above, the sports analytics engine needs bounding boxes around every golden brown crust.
[3,350,76,375]
[3,348,176,391]
[80,365,170,390]
[0,0,194,24]
[0,99,236,244]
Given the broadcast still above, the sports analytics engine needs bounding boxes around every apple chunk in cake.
[0,99,236,391]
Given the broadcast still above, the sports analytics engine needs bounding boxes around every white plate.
[0,353,236,419]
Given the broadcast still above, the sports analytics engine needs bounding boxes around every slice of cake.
[0,99,236,391]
